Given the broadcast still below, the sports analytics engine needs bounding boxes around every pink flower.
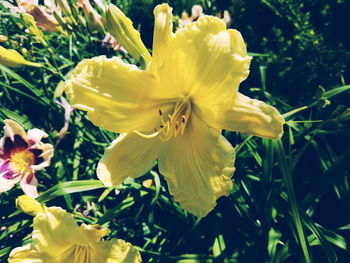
[0,120,54,198]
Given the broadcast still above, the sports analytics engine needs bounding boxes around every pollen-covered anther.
[10,151,35,173]
[134,98,191,141]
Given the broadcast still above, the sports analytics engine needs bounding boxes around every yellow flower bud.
[16,195,46,216]
[21,13,48,46]
[0,46,43,68]
[0,35,8,43]
[56,0,72,17]
[106,4,151,68]
[78,0,104,33]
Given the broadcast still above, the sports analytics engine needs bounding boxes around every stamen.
[135,98,192,141]
[134,130,160,139]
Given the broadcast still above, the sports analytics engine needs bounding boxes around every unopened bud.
[0,46,43,68]
[16,195,46,216]
[78,0,104,33]
[21,13,48,46]
[0,35,8,43]
[57,0,72,17]
[106,4,151,69]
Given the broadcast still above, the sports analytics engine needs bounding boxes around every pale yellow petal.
[32,207,87,256]
[27,129,48,143]
[79,224,110,243]
[0,175,20,193]
[8,243,52,263]
[158,114,235,217]
[30,143,54,171]
[3,119,27,141]
[97,133,159,186]
[20,173,38,198]
[219,92,285,139]
[65,56,170,133]
[94,239,142,263]
[154,16,251,120]
[150,4,174,74]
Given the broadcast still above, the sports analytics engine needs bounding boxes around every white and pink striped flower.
[0,120,54,198]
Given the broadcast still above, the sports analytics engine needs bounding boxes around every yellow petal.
[94,239,142,263]
[153,15,251,120]
[79,224,110,243]
[150,4,174,73]
[65,56,170,133]
[8,243,49,263]
[219,92,285,139]
[32,207,87,256]
[158,114,235,217]
[0,46,43,68]
[97,133,159,186]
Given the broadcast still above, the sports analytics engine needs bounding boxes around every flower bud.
[0,46,43,68]
[78,0,104,33]
[16,195,46,216]
[57,0,72,17]
[21,13,48,46]
[0,35,8,43]
[106,4,151,68]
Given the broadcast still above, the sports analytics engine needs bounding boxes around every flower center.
[10,151,34,173]
[135,98,192,141]
[58,244,93,263]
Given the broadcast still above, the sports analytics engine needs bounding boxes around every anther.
[181,115,186,123]
[160,125,164,128]
[175,121,179,130]
[159,109,163,116]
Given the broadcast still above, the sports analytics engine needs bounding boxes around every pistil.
[135,98,191,141]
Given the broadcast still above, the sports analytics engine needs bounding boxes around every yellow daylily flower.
[65,4,284,217]
[0,46,42,68]
[8,196,142,263]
